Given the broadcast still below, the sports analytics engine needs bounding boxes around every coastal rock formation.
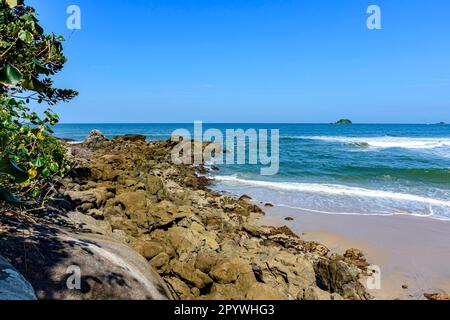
[59,133,371,300]
[84,130,109,148]
[0,132,372,300]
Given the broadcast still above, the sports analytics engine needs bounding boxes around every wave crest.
[214,175,450,208]
[288,136,450,150]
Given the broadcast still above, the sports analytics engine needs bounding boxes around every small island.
[335,119,353,125]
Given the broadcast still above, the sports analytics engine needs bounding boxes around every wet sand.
[260,206,450,300]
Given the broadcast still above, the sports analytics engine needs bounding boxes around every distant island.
[335,119,353,125]
[436,122,447,125]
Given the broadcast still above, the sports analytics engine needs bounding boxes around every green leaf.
[0,40,11,48]
[18,30,33,43]
[49,163,58,172]
[32,58,50,75]
[32,22,44,35]
[34,157,44,167]
[22,76,45,92]
[0,187,22,205]
[0,63,23,86]
[0,158,29,183]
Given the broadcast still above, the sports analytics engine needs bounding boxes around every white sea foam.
[293,136,450,150]
[214,175,450,208]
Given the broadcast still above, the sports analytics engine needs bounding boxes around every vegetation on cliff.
[335,119,352,125]
[0,0,77,204]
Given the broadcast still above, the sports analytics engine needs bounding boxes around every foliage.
[0,0,77,205]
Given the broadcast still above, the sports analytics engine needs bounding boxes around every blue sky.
[29,0,450,123]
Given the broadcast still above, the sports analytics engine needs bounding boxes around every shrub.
[0,0,77,205]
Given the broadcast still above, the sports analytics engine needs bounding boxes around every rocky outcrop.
[84,130,109,148]
[315,259,370,300]
[51,133,372,300]
[424,293,450,300]
[1,132,371,300]
[0,255,37,300]
[0,211,172,300]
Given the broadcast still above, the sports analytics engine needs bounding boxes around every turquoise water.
[54,124,450,220]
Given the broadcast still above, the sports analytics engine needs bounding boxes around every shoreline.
[1,133,372,300]
[257,204,450,300]
[3,132,448,300]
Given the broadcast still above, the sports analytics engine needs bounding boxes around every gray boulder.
[0,255,37,300]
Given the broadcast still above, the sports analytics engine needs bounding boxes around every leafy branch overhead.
[1,0,77,205]
[0,0,78,104]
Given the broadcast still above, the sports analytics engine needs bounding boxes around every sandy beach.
[260,206,450,300]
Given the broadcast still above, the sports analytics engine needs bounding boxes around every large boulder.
[0,212,172,300]
[315,259,370,300]
[114,190,148,213]
[0,255,37,300]
[84,130,109,148]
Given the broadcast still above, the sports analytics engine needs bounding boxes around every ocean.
[53,123,450,220]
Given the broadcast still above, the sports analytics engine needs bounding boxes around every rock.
[163,227,202,258]
[141,240,174,260]
[64,190,97,207]
[114,190,147,213]
[109,216,141,237]
[242,223,270,237]
[246,283,286,300]
[312,244,330,257]
[258,252,317,298]
[129,210,154,230]
[194,250,219,274]
[0,255,37,300]
[191,287,200,297]
[150,205,193,229]
[149,253,170,273]
[264,203,274,208]
[331,293,345,300]
[170,135,184,143]
[146,175,164,196]
[210,258,252,284]
[402,284,409,290]
[315,259,370,300]
[424,293,450,300]
[114,134,146,142]
[344,248,364,261]
[300,287,332,300]
[84,130,108,148]
[164,277,194,300]
[0,215,172,300]
[284,217,294,221]
[170,260,213,289]
[86,209,105,220]
[343,248,369,269]
[239,195,252,202]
